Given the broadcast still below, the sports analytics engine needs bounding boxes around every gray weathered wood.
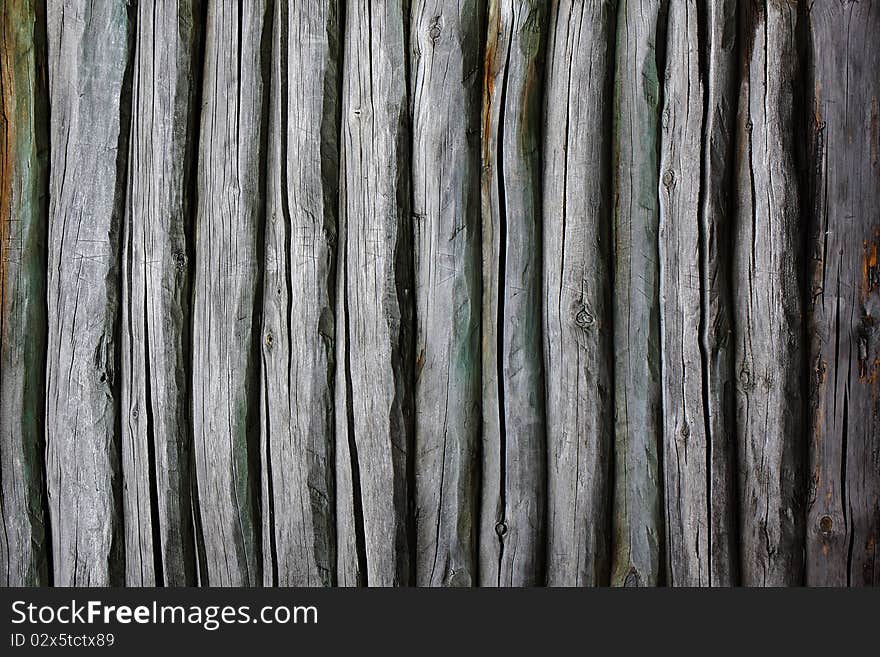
[44,0,133,587]
[260,0,339,587]
[411,0,484,587]
[191,0,269,586]
[610,0,665,587]
[121,0,200,588]
[336,0,413,587]
[658,0,738,586]
[733,0,804,586]
[805,0,880,587]
[3,0,879,590]
[480,0,548,587]
[0,0,49,587]
[541,0,614,587]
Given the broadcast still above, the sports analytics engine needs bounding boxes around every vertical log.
[410,0,484,588]
[191,0,269,586]
[733,0,804,586]
[44,0,133,587]
[121,0,201,588]
[336,0,413,586]
[658,0,738,586]
[542,0,615,587]
[0,0,49,587]
[610,0,666,587]
[806,0,880,587]
[260,0,340,587]
[480,0,548,587]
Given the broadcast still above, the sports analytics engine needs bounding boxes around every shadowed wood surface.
[0,0,49,587]
[805,0,880,587]
[610,0,665,588]
[122,0,201,588]
[260,0,339,588]
[44,0,134,587]
[190,0,269,586]
[1,0,877,588]
[733,0,804,586]
[411,0,484,587]
[479,0,548,587]
[542,0,614,587]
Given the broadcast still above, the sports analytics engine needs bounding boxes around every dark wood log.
[805,0,880,587]
[411,0,484,587]
[259,0,340,587]
[610,0,665,587]
[44,0,134,587]
[542,0,615,587]
[733,0,805,586]
[479,0,548,588]
[0,0,49,587]
[191,0,270,586]
[658,0,738,586]
[121,0,200,588]
[335,0,413,587]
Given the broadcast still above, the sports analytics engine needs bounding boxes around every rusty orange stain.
[481,2,502,165]
[864,235,879,297]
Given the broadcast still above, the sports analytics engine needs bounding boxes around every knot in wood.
[172,251,187,271]
[575,308,594,329]
[662,169,675,188]
[428,16,442,44]
[819,515,833,537]
[494,521,508,537]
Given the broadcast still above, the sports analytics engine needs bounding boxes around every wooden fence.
[1,0,878,587]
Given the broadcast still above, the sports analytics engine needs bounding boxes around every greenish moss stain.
[0,0,49,586]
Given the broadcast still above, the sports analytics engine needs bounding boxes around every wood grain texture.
[733,0,805,587]
[610,0,666,587]
[191,0,270,587]
[0,0,49,587]
[658,0,738,587]
[480,0,548,587]
[336,0,414,587]
[541,0,614,587]
[260,0,339,587]
[805,0,880,587]
[44,0,134,587]
[121,0,200,588]
[411,0,484,587]
[2,0,878,590]
[699,0,739,588]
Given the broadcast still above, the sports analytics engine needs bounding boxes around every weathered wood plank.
[44,0,134,587]
[805,0,880,587]
[610,0,666,587]
[700,0,740,588]
[336,0,413,587]
[120,0,201,587]
[733,0,804,586]
[480,0,548,587]
[411,0,484,588]
[191,0,269,586]
[0,0,49,587]
[541,0,614,587]
[658,0,738,586]
[260,0,339,587]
